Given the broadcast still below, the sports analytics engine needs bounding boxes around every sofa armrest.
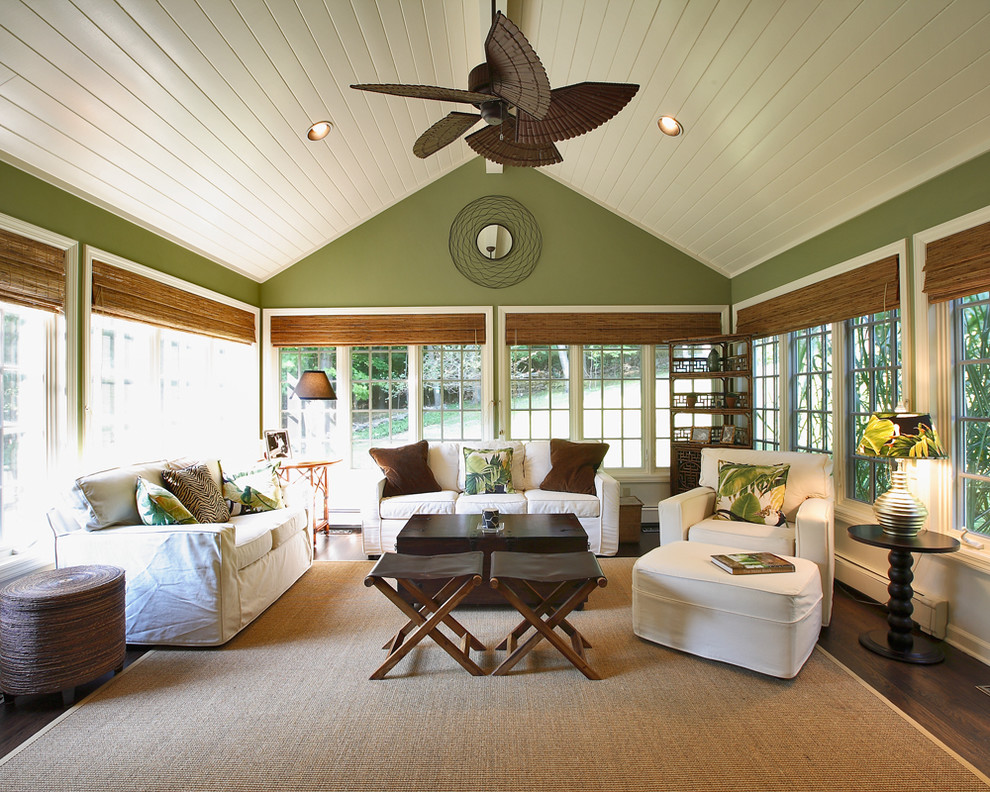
[595,470,621,556]
[794,495,835,626]
[361,475,387,527]
[658,487,716,546]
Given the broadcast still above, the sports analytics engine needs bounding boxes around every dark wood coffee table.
[395,513,591,605]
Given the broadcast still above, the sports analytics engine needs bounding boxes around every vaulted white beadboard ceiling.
[0,1,988,282]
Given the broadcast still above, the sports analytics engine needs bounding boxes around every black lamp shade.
[293,370,336,400]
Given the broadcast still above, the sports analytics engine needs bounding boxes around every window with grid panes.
[955,291,990,536]
[848,310,900,504]
[422,344,483,441]
[790,324,832,454]
[582,344,642,469]
[350,346,409,466]
[752,335,780,450]
[654,346,671,467]
[508,345,570,440]
[278,347,337,459]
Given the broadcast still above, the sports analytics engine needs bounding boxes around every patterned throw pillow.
[136,476,197,526]
[221,461,284,515]
[712,461,790,526]
[162,464,231,523]
[462,447,514,496]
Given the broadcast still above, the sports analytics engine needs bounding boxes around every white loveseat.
[47,459,313,646]
[657,447,834,625]
[361,440,621,557]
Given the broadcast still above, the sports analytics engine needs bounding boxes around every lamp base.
[873,464,927,537]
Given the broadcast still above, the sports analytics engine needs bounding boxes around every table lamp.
[855,411,946,536]
[293,370,336,400]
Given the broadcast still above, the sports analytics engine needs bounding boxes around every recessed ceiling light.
[307,120,333,141]
[657,116,683,137]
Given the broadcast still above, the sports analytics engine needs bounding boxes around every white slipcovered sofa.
[657,447,834,625]
[47,458,313,646]
[361,440,621,557]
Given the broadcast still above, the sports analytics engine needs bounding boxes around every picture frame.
[721,425,737,445]
[690,427,711,444]
[264,429,292,460]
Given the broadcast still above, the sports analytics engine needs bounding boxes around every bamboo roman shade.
[269,313,487,347]
[91,260,256,344]
[924,219,990,303]
[0,228,65,313]
[735,255,899,337]
[503,312,722,345]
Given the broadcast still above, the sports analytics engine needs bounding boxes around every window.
[279,347,337,460]
[509,345,570,440]
[654,346,670,467]
[582,345,642,468]
[422,344,483,441]
[848,310,900,504]
[350,346,409,465]
[752,335,780,450]
[790,324,832,454]
[955,291,990,536]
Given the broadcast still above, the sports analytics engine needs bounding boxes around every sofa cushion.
[712,461,789,526]
[136,476,197,526]
[72,460,168,530]
[162,464,231,523]
[457,441,525,491]
[688,517,795,556]
[369,440,442,497]
[379,491,459,520]
[232,506,306,551]
[454,492,528,514]
[462,447,515,495]
[232,515,275,570]
[222,461,284,514]
[525,489,601,518]
[539,439,609,495]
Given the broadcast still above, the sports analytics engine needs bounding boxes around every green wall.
[732,149,990,302]
[0,160,260,305]
[261,158,727,307]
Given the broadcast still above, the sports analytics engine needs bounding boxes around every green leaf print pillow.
[136,476,197,526]
[712,461,790,526]
[462,448,515,496]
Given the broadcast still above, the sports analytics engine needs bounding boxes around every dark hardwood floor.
[2,528,988,776]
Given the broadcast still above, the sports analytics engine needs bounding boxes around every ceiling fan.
[351,10,639,167]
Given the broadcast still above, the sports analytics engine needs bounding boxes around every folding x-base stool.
[489,550,607,680]
[364,551,486,680]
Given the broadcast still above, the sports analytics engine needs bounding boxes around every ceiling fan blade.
[484,12,551,121]
[515,82,640,144]
[466,117,562,167]
[413,112,482,158]
[351,83,493,104]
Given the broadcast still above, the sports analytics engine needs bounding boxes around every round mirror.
[476,224,513,260]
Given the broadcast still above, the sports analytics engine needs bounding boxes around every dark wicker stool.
[489,550,607,679]
[0,565,126,702]
[364,551,486,679]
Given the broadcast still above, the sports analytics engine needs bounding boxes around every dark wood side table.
[847,524,959,664]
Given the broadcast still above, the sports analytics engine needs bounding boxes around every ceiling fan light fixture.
[479,100,504,126]
[658,116,683,136]
[307,120,333,141]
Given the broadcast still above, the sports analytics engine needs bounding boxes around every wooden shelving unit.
[669,334,753,494]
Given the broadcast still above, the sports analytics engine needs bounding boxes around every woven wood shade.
[735,255,899,337]
[0,228,65,313]
[504,312,722,345]
[92,261,256,345]
[270,313,487,347]
[924,219,990,303]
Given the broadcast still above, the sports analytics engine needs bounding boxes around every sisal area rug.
[2,559,987,792]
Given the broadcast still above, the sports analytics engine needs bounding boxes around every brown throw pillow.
[539,439,609,495]
[369,440,442,498]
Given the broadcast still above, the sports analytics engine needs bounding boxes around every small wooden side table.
[618,496,643,543]
[847,524,959,664]
[277,459,341,547]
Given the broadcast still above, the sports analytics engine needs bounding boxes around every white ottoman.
[632,541,823,678]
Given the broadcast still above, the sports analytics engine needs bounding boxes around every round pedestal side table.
[847,525,959,664]
[0,565,126,702]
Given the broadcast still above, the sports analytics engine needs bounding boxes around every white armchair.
[658,447,835,625]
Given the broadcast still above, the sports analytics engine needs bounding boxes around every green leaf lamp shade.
[856,412,945,536]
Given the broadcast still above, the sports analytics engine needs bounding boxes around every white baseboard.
[945,624,990,667]
[835,555,948,639]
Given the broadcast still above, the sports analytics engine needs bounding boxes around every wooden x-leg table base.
[364,551,486,680]
[489,550,607,680]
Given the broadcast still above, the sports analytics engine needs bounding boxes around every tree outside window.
[956,292,990,536]
[509,345,569,440]
[422,344,483,441]
[790,324,833,454]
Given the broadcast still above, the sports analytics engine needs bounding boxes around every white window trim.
[262,306,496,468]
[498,304,729,478]
[913,204,990,570]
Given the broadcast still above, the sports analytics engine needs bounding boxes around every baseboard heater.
[835,555,949,639]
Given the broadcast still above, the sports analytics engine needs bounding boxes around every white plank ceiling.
[1,0,988,282]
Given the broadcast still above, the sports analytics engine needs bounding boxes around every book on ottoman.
[710,552,795,575]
